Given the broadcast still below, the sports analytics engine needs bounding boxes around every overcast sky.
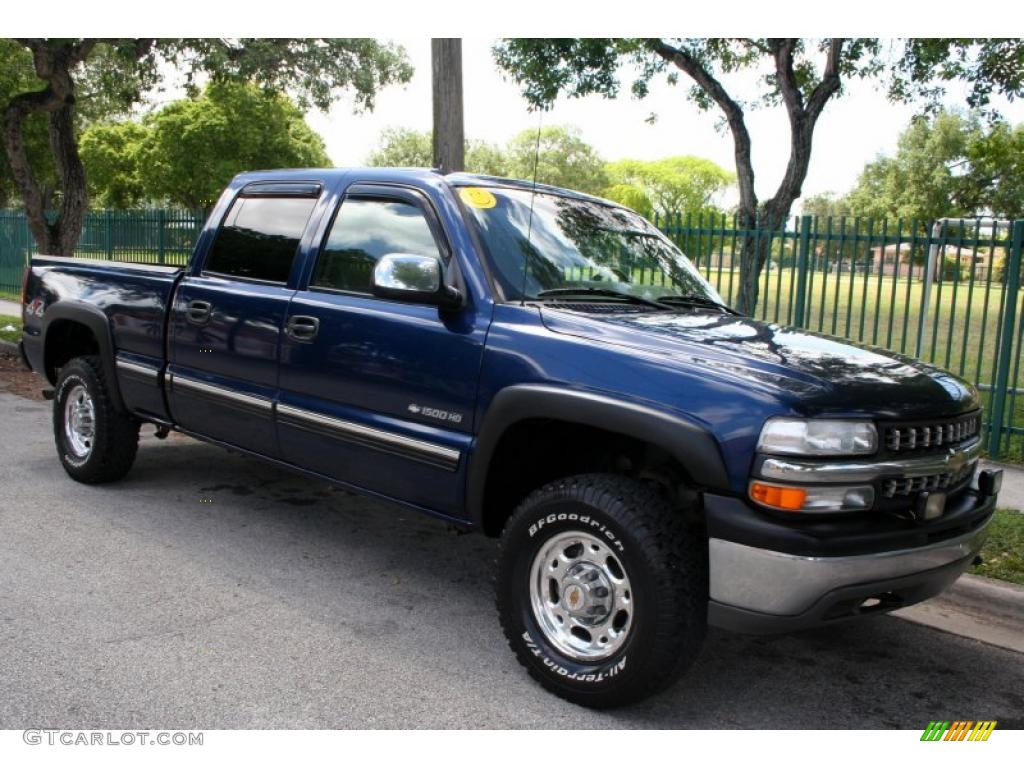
[299,38,1024,211]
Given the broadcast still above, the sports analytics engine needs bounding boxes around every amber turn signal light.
[749,482,808,511]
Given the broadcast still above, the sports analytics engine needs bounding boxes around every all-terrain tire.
[496,473,708,708]
[53,355,139,484]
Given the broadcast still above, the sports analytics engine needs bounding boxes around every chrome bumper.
[706,503,993,634]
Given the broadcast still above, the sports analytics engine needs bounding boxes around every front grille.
[883,412,980,453]
[881,460,976,498]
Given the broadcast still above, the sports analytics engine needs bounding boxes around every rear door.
[167,182,321,456]
[276,183,490,515]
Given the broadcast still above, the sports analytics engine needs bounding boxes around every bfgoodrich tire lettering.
[53,355,139,484]
[497,473,707,708]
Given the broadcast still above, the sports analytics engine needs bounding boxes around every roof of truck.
[230,167,624,209]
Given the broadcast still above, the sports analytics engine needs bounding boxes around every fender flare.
[467,384,729,526]
[41,301,125,410]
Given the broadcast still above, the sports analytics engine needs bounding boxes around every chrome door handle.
[186,300,212,324]
[286,315,320,342]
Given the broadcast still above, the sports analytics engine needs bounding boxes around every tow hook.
[978,469,1003,498]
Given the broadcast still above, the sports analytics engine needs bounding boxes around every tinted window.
[312,198,442,293]
[205,196,317,283]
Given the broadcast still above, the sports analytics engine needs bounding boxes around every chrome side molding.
[115,358,160,383]
[276,403,460,471]
[168,373,274,415]
[164,372,460,471]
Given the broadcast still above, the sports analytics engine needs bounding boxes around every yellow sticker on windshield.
[460,187,497,209]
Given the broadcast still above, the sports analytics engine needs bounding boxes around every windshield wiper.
[535,287,670,310]
[655,294,738,314]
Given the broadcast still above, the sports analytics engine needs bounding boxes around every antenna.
[520,110,543,305]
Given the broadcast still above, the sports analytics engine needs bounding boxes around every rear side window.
[312,198,443,294]
[205,196,317,283]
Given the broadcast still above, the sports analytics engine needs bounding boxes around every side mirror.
[372,253,463,309]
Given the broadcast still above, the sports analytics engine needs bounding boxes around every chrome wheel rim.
[529,530,634,661]
[63,384,95,458]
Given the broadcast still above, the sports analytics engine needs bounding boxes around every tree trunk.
[1,39,95,256]
[431,38,464,173]
[731,38,844,316]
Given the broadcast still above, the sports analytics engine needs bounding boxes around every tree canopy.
[505,125,608,195]
[81,82,331,210]
[604,156,733,218]
[493,38,1024,312]
[1,38,412,254]
[366,127,508,176]
[824,111,1024,223]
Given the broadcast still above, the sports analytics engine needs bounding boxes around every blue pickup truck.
[19,168,1001,707]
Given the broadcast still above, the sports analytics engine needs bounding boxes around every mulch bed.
[0,349,46,401]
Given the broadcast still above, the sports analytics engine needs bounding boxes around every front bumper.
[705,485,996,633]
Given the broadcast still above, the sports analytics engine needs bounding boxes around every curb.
[893,573,1024,654]
[0,339,21,356]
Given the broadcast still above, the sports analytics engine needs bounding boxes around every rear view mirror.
[372,253,462,308]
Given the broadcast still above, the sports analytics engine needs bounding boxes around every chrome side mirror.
[372,253,462,308]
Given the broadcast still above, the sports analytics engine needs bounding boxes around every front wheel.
[496,474,708,708]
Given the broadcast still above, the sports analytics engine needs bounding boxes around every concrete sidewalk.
[895,574,1024,654]
[0,298,20,316]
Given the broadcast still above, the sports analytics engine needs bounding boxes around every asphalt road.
[1,391,1022,729]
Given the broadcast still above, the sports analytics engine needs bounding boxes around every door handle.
[186,299,212,324]
[286,315,320,342]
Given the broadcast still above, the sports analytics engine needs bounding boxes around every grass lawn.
[970,508,1024,585]
[0,314,20,343]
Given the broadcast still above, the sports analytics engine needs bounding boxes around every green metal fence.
[657,212,1024,460]
[0,208,202,297]
[1,208,1024,459]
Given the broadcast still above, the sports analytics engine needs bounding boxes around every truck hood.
[539,307,980,419]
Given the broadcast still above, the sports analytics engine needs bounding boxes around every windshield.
[459,186,725,306]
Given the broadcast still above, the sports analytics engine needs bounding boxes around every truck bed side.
[22,256,184,421]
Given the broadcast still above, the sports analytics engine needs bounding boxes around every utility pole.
[431,38,464,173]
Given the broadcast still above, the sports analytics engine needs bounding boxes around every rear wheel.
[53,355,139,484]
[497,473,708,708]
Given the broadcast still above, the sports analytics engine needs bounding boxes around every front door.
[276,184,490,515]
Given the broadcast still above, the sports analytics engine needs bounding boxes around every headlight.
[757,417,877,456]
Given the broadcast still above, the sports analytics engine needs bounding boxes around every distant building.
[869,243,992,280]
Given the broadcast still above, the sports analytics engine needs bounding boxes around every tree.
[367,127,432,167]
[0,40,55,209]
[505,125,608,194]
[494,38,1024,313]
[78,121,148,208]
[800,191,851,220]
[2,38,412,254]
[602,183,654,219]
[961,121,1024,220]
[841,111,1024,223]
[604,156,733,217]
[366,126,510,175]
[135,82,330,210]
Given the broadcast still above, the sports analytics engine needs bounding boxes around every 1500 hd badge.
[407,403,464,424]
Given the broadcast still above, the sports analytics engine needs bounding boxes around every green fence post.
[793,215,812,328]
[105,210,114,259]
[988,219,1024,458]
[157,209,166,265]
